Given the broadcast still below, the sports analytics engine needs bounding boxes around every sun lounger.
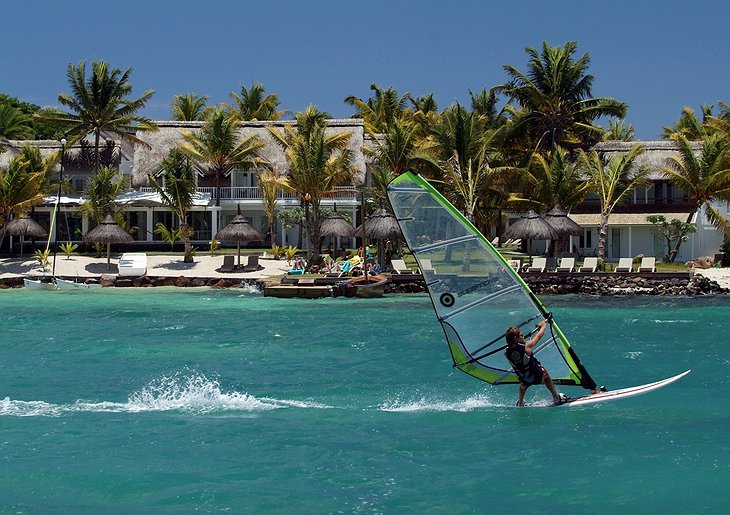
[390,259,415,274]
[578,257,598,273]
[242,255,260,272]
[419,258,435,274]
[218,255,236,272]
[527,257,547,273]
[555,257,575,273]
[614,257,633,273]
[118,252,147,277]
[637,256,656,273]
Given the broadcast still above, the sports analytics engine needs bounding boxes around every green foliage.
[155,222,182,250]
[271,244,284,260]
[720,238,730,267]
[647,215,698,262]
[210,238,220,253]
[59,242,78,259]
[284,245,299,265]
[34,248,51,271]
[277,207,305,230]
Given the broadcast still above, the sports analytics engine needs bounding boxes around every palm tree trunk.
[180,211,193,263]
[597,212,609,267]
[94,130,101,172]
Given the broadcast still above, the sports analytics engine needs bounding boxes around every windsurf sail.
[387,171,596,390]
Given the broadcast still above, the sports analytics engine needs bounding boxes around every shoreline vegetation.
[0,253,727,295]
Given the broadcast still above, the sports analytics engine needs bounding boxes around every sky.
[4,1,730,140]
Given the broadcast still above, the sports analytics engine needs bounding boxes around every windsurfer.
[505,321,564,406]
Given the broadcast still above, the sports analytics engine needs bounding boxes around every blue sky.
[4,1,729,140]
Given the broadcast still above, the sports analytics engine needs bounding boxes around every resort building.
[1,123,728,263]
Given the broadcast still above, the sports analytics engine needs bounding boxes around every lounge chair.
[637,256,656,273]
[218,255,236,273]
[390,259,415,274]
[527,257,547,273]
[578,257,598,273]
[614,257,633,273]
[511,239,522,247]
[419,258,435,274]
[242,255,260,272]
[555,257,575,273]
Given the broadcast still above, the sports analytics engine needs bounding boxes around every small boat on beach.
[331,273,389,298]
[23,277,58,291]
[55,278,101,290]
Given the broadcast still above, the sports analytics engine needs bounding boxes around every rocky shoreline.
[1,271,727,296]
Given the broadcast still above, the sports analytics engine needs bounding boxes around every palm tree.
[661,105,714,141]
[496,41,627,152]
[344,83,409,134]
[603,118,635,141]
[0,104,34,144]
[0,145,57,248]
[39,60,157,171]
[268,106,356,261]
[524,146,592,211]
[78,165,128,226]
[662,134,730,259]
[171,93,212,121]
[257,168,292,248]
[179,108,265,207]
[579,144,649,263]
[148,148,197,262]
[230,83,286,121]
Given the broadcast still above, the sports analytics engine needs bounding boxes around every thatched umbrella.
[84,214,134,270]
[356,208,403,267]
[214,209,263,267]
[544,205,582,237]
[6,217,48,258]
[504,210,559,255]
[320,207,355,254]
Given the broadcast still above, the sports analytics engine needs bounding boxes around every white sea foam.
[379,393,500,412]
[0,373,329,417]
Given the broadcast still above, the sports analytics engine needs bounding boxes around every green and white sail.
[387,171,596,390]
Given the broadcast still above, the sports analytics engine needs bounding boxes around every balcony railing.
[138,186,358,202]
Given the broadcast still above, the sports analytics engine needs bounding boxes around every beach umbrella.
[214,207,263,267]
[355,208,402,241]
[320,208,355,239]
[84,214,134,270]
[6,216,48,258]
[503,209,559,242]
[544,205,582,237]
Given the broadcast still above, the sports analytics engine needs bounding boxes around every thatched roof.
[356,208,402,240]
[5,216,48,239]
[544,205,582,237]
[214,215,262,242]
[594,140,702,180]
[84,214,134,244]
[504,209,559,240]
[320,209,355,238]
[130,119,368,188]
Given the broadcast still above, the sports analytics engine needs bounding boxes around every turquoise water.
[0,288,728,513]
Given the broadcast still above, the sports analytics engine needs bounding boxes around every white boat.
[118,252,147,277]
[23,278,58,290]
[55,278,102,290]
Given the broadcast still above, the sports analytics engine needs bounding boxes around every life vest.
[505,341,542,382]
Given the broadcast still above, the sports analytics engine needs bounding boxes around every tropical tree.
[39,60,157,170]
[661,105,714,141]
[148,148,198,262]
[257,168,292,248]
[523,146,592,211]
[78,165,128,225]
[646,215,697,263]
[171,93,212,121]
[495,41,627,152]
[661,134,730,258]
[230,83,286,121]
[579,144,649,263]
[344,83,409,134]
[603,118,635,141]
[0,104,34,143]
[0,145,57,248]
[179,108,265,206]
[268,106,357,261]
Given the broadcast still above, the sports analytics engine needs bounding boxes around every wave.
[0,373,329,417]
[379,393,501,412]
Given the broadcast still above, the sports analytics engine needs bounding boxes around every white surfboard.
[551,370,691,407]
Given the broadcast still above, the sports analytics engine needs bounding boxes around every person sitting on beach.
[504,320,563,406]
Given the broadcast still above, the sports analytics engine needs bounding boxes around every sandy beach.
[0,253,291,281]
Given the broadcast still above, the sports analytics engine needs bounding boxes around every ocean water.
[0,288,727,513]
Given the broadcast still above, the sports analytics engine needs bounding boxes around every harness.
[505,341,542,383]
